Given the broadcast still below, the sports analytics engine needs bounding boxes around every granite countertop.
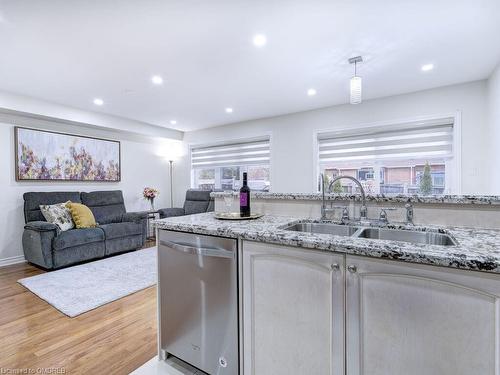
[211,192,500,205]
[153,213,500,274]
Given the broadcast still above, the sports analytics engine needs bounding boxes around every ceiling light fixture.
[349,56,363,105]
[93,98,104,106]
[152,75,164,85]
[307,88,317,96]
[421,63,434,72]
[253,34,267,47]
[225,107,233,113]
[170,120,177,125]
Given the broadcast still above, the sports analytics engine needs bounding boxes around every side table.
[146,210,160,241]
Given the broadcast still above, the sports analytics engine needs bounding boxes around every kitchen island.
[154,212,500,375]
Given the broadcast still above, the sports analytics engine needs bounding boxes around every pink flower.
[143,187,159,200]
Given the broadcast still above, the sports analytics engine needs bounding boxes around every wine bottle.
[240,172,251,217]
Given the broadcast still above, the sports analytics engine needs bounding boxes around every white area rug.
[18,247,157,317]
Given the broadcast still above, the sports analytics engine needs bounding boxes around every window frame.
[313,112,462,194]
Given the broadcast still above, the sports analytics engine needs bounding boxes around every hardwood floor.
[0,261,157,374]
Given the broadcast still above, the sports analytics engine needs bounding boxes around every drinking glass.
[223,191,233,213]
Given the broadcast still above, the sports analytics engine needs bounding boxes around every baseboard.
[0,255,26,267]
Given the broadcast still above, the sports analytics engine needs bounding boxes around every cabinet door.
[242,241,345,375]
[346,255,500,375]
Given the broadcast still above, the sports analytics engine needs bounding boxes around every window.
[191,137,271,191]
[318,118,455,194]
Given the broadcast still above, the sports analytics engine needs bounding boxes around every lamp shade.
[156,140,184,162]
[350,76,362,104]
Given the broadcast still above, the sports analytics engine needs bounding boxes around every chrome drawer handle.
[331,263,340,271]
[160,239,234,259]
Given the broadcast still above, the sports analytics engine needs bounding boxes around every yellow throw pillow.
[66,202,97,229]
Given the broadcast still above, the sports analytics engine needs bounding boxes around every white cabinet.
[242,241,345,375]
[345,255,500,375]
[242,241,500,375]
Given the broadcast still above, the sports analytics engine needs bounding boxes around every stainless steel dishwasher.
[158,229,239,375]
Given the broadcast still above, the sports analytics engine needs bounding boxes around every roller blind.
[191,137,271,169]
[318,120,454,166]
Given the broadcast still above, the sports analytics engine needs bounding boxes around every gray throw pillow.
[39,201,75,231]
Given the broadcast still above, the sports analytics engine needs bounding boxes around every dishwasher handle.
[160,239,235,259]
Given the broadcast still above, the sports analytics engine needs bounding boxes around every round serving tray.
[214,212,264,220]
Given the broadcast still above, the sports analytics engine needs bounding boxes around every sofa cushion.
[66,202,97,228]
[81,191,126,223]
[104,236,144,255]
[23,192,81,223]
[53,228,105,251]
[99,222,142,240]
[40,201,75,231]
[52,242,105,268]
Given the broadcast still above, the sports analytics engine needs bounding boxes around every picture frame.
[14,126,121,182]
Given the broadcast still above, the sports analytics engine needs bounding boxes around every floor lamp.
[169,160,174,208]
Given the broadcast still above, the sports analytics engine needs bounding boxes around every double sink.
[283,222,458,246]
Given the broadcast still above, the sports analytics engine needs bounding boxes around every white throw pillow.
[39,201,75,231]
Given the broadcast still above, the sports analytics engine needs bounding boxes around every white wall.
[488,64,500,193]
[0,118,178,264]
[176,80,489,203]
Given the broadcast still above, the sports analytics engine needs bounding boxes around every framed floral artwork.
[15,127,121,182]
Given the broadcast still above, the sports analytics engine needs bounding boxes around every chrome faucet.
[320,173,332,220]
[321,174,368,221]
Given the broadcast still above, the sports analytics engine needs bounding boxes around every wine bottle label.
[240,192,248,206]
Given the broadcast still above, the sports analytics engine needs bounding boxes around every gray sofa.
[158,189,214,219]
[22,190,147,269]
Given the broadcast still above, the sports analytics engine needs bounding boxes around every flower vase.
[149,198,155,211]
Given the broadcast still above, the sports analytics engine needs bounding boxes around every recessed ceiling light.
[151,75,164,85]
[225,108,233,113]
[421,63,434,72]
[252,34,267,47]
[93,98,104,106]
[170,120,177,125]
[307,88,317,96]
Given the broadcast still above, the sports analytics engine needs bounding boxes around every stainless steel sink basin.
[283,222,360,236]
[283,221,458,246]
[356,227,458,246]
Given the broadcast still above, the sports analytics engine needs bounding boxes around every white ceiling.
[0,0,499,132]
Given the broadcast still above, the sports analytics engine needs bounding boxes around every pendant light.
[349,56,363,104]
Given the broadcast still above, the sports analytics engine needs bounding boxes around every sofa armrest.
[24,221,59,232]
[23,223,58,269]
[122,211,149,223]
[158,208,185,219]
